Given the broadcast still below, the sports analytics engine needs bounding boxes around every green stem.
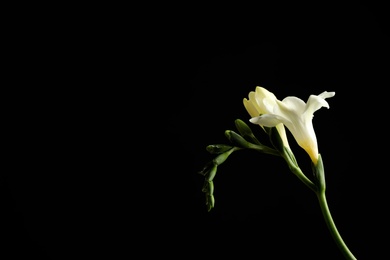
[282,151,316,192]
[288,163,316,192]
[316,191,357,260]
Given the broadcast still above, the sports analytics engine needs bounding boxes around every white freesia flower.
[243,87,291,149]
[243,86,335,164]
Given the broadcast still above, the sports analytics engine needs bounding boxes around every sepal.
[312,154,326,192]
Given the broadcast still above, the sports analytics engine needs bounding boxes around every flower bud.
[235,119,254,136]
[206,144,233,154]
[206,164,217,181]
[213,149,234,166]
[225,130,251,148]
[206,194,215,211]
[235,119,262,145]
[202,180,214,195]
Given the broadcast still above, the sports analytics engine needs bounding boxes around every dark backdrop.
[4,2,389,259]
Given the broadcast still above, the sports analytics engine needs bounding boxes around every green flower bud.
[213,148,235,165]
[235,119,262,145]
[226,130,279,156]
[207,180,214,195]
[206,144,233,154]
[235,119,254,136]
[206,194,215,211]
[225,130,251,148]
[206,164,217,181]
[202,180,214,194]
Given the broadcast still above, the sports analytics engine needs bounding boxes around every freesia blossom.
[243,87,291,149]
[243,86,335,165]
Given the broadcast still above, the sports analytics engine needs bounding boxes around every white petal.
[319,91,335,99]
[255,87,277,113]
[279,96,306,114]
[304,92,335,115]
[243,98,260,118]
[249,115,291,148]
[255,87,276,100]
[249,114,284,127]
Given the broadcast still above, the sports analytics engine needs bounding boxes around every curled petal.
[319,91,336,99]
[304,92,335,116]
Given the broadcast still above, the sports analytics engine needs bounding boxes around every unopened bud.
[206,144,233,154]
[213,149,234,165]
[206,194,215,211]
[202,180,214,195]
[206,164,217,181]
[235,119,254,137]
[235,119,262,145]
[225,130,251,148]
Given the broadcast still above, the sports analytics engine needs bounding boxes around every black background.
[4,2,390,259]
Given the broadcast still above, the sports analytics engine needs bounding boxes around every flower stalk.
[312,155,357,260]
[317,191,357,260]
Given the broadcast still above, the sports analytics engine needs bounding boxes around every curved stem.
[288,163,317,192]
[316,191,357,260]
[282,150,317,192]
